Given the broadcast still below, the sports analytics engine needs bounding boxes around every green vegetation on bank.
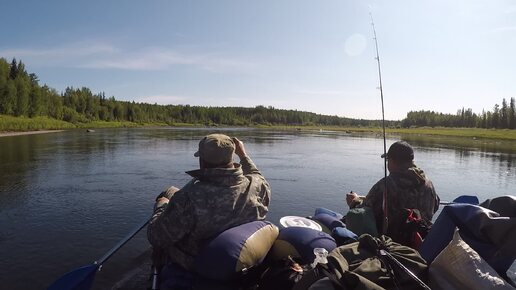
[1,58,390,128]
[0,115,75,131]
[0,57,515,135]
[387,127,516,140]
[3,115,516,141]
[0,115,178,132]
[263,125,516,140]
[403,104,516,129]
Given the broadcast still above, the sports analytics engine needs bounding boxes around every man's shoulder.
[180,181,232,201]
[369,177,388,192]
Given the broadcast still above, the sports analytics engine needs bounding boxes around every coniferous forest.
[0,58,514,129]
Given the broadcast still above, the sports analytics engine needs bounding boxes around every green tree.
[0,58,10,114]
[14,76,30,116]
[29,85,43,117]
[501,98,509,129]
[28,73,43,117]
[492,104,500,128]
[2,80,17,115]
[43,86,63,119]
[9,58,18,79]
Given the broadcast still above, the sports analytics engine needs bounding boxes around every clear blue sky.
[1,0,515,120]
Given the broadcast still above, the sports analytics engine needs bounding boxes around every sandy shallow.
[0,130,64,138]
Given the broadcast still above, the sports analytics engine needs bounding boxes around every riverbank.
[0,130,64,138]
[2,115,516,141]
[0,115,194,132]
[265,125,516,141]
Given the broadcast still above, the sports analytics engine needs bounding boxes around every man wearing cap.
[147,134,271,271]
[346,141,439,238]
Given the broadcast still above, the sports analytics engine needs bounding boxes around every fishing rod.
[379,250,432,290]
[370,12,389,235]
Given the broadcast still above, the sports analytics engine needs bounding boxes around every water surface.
[0,128,514,289]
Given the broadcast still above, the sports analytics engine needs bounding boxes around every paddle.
[46,217,151,290]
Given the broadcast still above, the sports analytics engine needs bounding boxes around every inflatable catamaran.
[47,195,516,290]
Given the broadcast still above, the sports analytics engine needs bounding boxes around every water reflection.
[0,134,51,207]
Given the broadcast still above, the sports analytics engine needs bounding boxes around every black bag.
[294,234,429,290]
[256,256,307,290]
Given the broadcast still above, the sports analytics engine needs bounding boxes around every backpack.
[293,234,429,290]
[390,208,431,250]
[344,206,379,237]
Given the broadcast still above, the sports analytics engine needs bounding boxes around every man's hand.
[232,137,247,159]
[346,191,358,207]
[155,197,169,209]
[157,196,169,203]
[155,186,179,201]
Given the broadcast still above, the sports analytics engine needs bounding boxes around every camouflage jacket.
[350,164,440,235]
[147,156,271,271]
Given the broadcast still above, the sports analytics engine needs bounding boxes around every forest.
[1,58,514,129]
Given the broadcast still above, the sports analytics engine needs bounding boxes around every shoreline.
[0,130,65,138]
[0,125,515,141]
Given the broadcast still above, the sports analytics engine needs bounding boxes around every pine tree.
[9,58,18,80]
[501,98,508,128]
[492,104,500,128]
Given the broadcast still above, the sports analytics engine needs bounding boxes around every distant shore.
[0,130,64,138]
[1,114,516,141]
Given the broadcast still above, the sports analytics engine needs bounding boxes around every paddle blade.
[46,264,98,290]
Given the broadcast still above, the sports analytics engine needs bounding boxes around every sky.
[1,0,515,120]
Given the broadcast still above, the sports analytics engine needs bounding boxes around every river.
[0,127,515,290]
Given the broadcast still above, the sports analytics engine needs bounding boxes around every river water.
[0,127,515,290]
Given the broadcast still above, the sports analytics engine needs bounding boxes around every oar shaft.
[97,217,151,266]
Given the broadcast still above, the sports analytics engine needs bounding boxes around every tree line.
[0,57,514,129]
[401,98,516,129]
[0,58,391,127]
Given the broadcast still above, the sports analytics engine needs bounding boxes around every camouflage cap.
[194,134,235,165]
[381,141,414,162]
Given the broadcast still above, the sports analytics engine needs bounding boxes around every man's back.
[346,141,440,246]
[147,136,271,271]
[178,158,269,249]
[365,165,439,236]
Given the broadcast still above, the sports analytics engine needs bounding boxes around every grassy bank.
[2,115,516,141]
[386,127,516,140]
[0,115,75,131]
[255,125,516,141]
[0,115,210,133]
[0,115,151,132]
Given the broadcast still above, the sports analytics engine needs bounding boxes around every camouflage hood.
[389,164,427,190]
[185,163,246,186]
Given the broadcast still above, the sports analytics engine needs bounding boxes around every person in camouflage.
[147,134,271,271]
[346,141,440,238]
